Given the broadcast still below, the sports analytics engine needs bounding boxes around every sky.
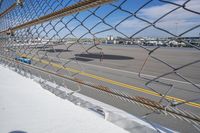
[117,0,200,37]
[0,0,200,38]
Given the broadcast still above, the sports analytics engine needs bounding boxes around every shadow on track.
[75,53,134,60]
[39,49,72,52]
[9,131,27,133]
[70,57,93,62]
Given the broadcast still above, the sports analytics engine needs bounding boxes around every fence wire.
[0,0,200,132]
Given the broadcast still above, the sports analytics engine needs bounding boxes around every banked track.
[0,55,200,128]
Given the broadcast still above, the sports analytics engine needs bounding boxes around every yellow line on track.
[22,54,200,108]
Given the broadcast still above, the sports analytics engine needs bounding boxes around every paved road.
[12,44,200,110]
[6,44,200,132]
[21,44,200,104]
[22,44,200,82]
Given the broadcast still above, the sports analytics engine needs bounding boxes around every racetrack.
[7,44,200,132]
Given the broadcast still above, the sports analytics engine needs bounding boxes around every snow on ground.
[0,65,128,133]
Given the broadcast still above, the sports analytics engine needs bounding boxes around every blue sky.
[1,0,200,38]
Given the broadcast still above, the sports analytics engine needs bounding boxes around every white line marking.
[83,63,200,86]
[37,54,200,86]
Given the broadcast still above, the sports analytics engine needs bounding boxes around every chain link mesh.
[0,0,200,132]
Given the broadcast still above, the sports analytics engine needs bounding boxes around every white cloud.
[119,19,149,29]
[119,0,200,37]
[140,0,199,21]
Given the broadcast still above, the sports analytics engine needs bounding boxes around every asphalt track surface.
[7,44,200,132]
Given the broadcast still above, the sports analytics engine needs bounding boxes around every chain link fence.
[0,0,200,132]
